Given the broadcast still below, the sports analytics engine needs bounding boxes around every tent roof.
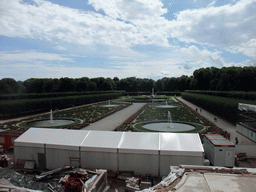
[118,132,160,154]
[14,128,204,156]
[80,131,123,152]
[46,129,90,150]
[160,133,204,156]
[14,128,59,148]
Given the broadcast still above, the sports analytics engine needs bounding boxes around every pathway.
[81,103,147,131]
[177,97,255,145]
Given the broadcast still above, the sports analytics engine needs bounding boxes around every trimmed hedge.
[185,90,256,100]
[0,91,125,100]
[181,92,256,124]
[126,92,151,96]
[125,91,181,96]
[156,92,181,96]
[0,93,121,118]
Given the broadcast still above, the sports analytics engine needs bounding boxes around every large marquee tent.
[14,128,204,176]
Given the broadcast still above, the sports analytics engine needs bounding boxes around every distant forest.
[1,66,256,94]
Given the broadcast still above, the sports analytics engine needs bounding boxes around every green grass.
[127,98,206,133]
[134,103,202,124]
[0,97,208,134]
[0,101,128,131]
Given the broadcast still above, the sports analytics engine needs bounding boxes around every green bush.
[0,91,123,100]
[0,93,121,117]
[184,90,256,100]
[157,92,181,96]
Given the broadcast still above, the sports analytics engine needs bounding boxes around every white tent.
[14,128,59,169]
[118,132,160,176]
[80,130,123,171]
[14,128,204,176]
[160,133,204,176]
[46,129,90,169]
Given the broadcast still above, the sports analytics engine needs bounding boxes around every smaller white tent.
[238,103,256,112]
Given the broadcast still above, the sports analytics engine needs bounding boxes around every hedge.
[184,90,256,100]
[125,91,181,96]
[0,93,121,118]
[156,92,181,96]
[0,91,125,100]
[181,92,256,124]
[126,92,151,96]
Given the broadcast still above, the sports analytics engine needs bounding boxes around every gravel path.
[177,97,255,145]
[81,103,147,131]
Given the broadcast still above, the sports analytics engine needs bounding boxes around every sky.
[0,0,256,81]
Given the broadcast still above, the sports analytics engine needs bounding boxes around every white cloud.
[1,0,255,81]
[207,1,216,7]
[88,0,167,21]
[1,47,253,81]
[180,45,222,61]
[0,0,170,47]
[229,39,256,57]
[0,51,73,62]
[169,0,256,56]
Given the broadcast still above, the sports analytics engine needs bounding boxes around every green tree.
[23,78,45,93]
[75,77,89,92]
[88,81,97,91]
[58,77,75,92]
[0,78,20,94]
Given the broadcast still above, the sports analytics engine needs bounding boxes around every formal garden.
[0,96,215,135]
[0,100,130,131]
[116,97,214,136]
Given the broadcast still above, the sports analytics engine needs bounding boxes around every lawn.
[0,97,210,134]
[0,101,129,131]
[126,97,207,133]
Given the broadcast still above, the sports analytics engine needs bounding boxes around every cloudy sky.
[1,0,256,81]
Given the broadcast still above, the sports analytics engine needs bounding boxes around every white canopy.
[46,129,90,150]
[118,132,160,155]
[14,128,59,148]
[238,103,256,112]
[160,133,204,156]
[80,130,123,153]
[14,128,204,156]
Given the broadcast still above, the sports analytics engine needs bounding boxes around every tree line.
[1,66,256,95]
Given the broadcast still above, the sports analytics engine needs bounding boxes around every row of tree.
[1,66,256,94]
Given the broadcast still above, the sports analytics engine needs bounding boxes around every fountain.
[50,109,54,124]
[152,88,155,98]
[101,100,120,107]
[141,111,195,132]
[167,111,173,128]
[155,100,178,108]
[32,110,75,127]
[132,88,166,103]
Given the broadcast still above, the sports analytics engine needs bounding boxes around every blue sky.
[0,0,256,81]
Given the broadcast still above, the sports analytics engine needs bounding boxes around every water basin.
[142,122,195,132]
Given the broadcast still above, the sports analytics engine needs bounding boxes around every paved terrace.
[177,97,255,145]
